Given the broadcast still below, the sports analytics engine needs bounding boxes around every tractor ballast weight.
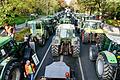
[51,24,80,57]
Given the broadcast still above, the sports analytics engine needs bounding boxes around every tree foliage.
[0,0,61,25]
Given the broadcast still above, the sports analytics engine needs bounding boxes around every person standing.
[25,60,35,80]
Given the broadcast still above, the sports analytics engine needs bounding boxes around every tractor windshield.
[59,29,74,38]
[84,22,101,29]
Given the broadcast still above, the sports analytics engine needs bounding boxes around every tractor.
[51,24,80,57]
[0,34,38,80]
[42,17,57,35]
[81,20,104,43]
[89,32,120,80]
[27,20,50,46]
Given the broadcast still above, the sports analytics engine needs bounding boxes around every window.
[36,23,41,29]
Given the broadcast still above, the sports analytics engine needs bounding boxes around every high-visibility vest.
[25,63,35,75]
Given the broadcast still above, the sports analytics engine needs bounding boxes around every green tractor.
[42,17,57,35]
[0,34,38,80]
[89,33,120,80]
[81,20,104,43]
[27,20,50,46]
[51,24,80,57]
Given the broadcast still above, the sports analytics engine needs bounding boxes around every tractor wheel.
[72,46,80,57]
[41,37,46,46]
[3,62,23,80]
[96,55,114,80]
[89,45,98,61]
[51,45,59,57]
[82,32,89,43]
[46,32,49,40]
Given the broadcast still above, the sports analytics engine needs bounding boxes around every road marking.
[78,57,85,80]
[60,55,64,62]
[34,43,51,79]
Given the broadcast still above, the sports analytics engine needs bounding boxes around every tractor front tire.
[3,62,23,80]
[96,55,114,80]
[89,45,98,61]
[41,37,46,46]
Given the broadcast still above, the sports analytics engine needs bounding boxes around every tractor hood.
[84,28,104,33]
[0,36,11,47]
[102,51,117,64]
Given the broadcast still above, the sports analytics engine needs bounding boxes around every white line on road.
[60,55,64,62]
[34,43,51,79]
[78,57,85,80]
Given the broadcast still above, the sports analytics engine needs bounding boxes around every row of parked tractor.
[75,13,120,80]
[51,10,120,80]
[1,9,120,80]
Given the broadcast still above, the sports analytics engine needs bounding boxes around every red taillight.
[65,72,70,78]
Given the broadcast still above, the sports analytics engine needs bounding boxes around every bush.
[15,28,30,42]
[106,20,120,27]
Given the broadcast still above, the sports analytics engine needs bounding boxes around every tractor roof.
[85,20,102,23]
[45,62,70,78]
[27,20,42,24]
[106,33,120,44]
[0,36,11,47]
[57,24,75,30]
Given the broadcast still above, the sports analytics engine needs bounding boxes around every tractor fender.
[99,51,117,66]
[51,36,60,45]
[0,57,18,79]
[71,37,80,46]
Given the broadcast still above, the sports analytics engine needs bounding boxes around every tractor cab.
[27,21,43,36]
[82,20,104,35]
[56,24,75,39]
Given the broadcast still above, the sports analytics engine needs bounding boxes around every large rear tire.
[82,32,89,44]
[3,62,23,80]
[41,37,46,46]
[96,55,114,80]
[51,45,59,57]
[89,45,98,61]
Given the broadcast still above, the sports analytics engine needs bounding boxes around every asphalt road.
[80,43,99,80]
[34,34,99,80]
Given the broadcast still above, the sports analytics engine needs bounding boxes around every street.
[34,34,99,80]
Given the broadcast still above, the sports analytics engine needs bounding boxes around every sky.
[64,0,72,5]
